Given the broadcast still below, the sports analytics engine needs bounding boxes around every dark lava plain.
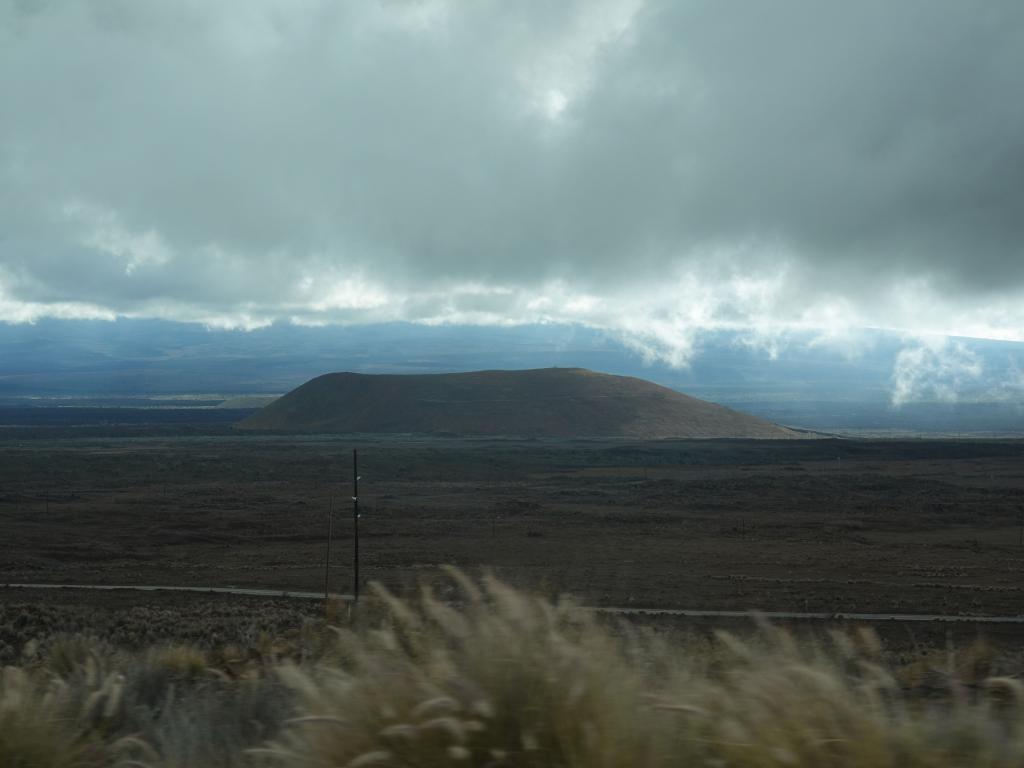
[3,431,1024,618]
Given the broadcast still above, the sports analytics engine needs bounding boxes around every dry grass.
[4,573,1024,766]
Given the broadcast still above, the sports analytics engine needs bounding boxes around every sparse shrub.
[149,645,210,678]
[33,634,115,680]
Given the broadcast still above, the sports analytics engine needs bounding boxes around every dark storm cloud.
[1,0,1023,353]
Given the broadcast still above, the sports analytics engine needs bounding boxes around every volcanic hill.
[238,368,804,438]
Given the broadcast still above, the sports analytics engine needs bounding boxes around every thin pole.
[324,496,333,604]
[353,449,360,604]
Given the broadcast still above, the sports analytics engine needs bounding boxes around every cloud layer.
[2,0,1023,361]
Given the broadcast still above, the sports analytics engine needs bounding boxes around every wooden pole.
[353,449,360,604]
[324,496,333,605]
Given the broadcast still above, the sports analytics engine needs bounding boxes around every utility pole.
[324,496,333,605]
[353,449,360,604]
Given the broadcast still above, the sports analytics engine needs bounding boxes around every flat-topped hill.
[237,368,804,438]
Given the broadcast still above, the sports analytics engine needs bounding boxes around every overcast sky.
[2,0,1023,366]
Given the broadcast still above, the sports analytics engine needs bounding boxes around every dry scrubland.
[7,574,1024,767]
[6,434,1024,765]
[4,436,1024,616]
[0,590,322,667]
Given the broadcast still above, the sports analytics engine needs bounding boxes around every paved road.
[5,582,1024,624]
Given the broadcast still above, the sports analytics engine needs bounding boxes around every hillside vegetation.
[4,574,1024,767]
[238,368,803,438]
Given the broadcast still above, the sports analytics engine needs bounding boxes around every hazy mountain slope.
[4,319,1023,433]
[238,368,804,438]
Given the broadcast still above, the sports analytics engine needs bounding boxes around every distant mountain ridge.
[6,319,1023,433]
[238,368,806,438]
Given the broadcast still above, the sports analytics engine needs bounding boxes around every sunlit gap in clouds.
[2,262,1023,406]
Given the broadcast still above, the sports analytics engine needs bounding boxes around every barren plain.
[2,431,1024,621]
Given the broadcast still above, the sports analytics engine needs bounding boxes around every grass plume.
[4,573,1024,766]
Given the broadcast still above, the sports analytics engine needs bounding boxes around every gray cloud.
[2,0,1024,356]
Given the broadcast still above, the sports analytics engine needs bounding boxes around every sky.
[2,0,1023,369]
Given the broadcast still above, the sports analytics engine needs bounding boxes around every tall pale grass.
[261,570,1024,768]
[0,666,98,767]
[260,568,659,767]
[4,571,1024,767]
